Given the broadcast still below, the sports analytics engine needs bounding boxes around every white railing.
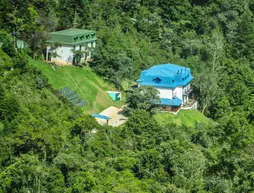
[182,100,197,110]
[183,88,193,95]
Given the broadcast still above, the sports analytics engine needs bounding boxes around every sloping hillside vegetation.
[0,49,254,192]
[0,0,254,192]
[30,60,123,113]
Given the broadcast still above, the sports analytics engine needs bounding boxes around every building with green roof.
[46,28,97,65]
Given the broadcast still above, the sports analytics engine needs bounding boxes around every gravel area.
[95,106,128,127]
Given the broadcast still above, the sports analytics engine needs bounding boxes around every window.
[153,77,161,83]
[73,36,78,42]
[80,35,84,40]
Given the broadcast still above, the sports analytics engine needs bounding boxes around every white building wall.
[137,85,190,103]
[80,41,96,60]
[46,41,96,65]
[87,41,96,48]
[81,44,91,60]
[154,87,173,99]
[182,83,190,94]
[52,45,74,64]
[47,41,96,65]
[173,87,183,100]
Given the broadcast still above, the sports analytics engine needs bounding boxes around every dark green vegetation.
[124,86,160,116]
[0,0,254,192]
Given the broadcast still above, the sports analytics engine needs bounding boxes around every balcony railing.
[182,99,197,110]
[183,88,193,95]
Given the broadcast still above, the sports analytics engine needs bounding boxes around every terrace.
[182,98,197,110]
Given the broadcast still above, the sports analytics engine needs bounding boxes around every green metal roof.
[51,28,95,36]
[47,28,97,45]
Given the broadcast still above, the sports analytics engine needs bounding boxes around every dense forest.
[0,0,254,192]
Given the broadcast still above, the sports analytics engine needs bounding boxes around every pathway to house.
[95,106,127,127]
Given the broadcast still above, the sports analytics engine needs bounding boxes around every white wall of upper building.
[46,40,96,64]
[182,83,191,94]
[80,41,96,60]
[153,83,191,101]
[80,41,96,50]
[47,45,73,63]
[155,87,173,99]
[173,87,183,100]
[173,83,191,101]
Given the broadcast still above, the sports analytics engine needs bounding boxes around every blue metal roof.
[137,64,193,88]
[159,97,182,106]
[91,114,111,120]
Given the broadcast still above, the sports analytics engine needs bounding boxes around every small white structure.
[46,28,97,65]
[137,64,196,112]
[106,91,121,101]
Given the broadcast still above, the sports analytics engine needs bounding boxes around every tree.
[161,140,207,191]
[231,7,254,60]
[0,154,48,192]
[0,31,16,57]
[0,95,21,122]
[124,86,160,115]
[68,171,96,192]
[25,17,56,60]
[13,53,28,70]
[206,30,224,71]
[124,109,153,136]
[57,0,89,28]
[193,65,219,114]
[90,27,137,88]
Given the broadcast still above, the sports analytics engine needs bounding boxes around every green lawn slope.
[153,110,211,127]
[30,60,124,113]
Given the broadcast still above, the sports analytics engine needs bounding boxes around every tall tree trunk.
[201,103,207,114]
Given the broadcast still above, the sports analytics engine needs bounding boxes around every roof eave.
[46,38,97,45]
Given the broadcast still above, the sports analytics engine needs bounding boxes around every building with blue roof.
[137,63,194,111]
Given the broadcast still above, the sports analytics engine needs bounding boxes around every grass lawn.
[153,110,211,127]
[29,60,125,113]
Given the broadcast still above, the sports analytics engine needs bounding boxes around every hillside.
[1,0,254,192]
[154,110,211,127]
[30,60,124,113]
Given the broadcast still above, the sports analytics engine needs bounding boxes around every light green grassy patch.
[29,60,124,113]
[153,110,211,127]
[121,78,136,90]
